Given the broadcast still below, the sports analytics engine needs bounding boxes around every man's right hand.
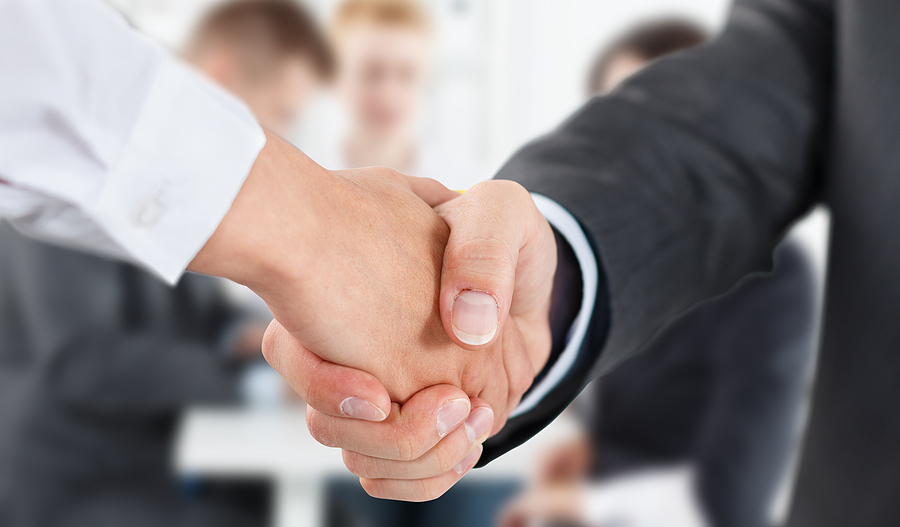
[262,177,561,501]
[190,133,551,499]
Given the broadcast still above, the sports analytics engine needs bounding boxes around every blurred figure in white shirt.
[184,0,334,136]
[319,0,486,189]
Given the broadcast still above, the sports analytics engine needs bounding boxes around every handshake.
[191,131,559,501]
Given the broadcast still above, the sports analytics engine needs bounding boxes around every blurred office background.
[5,1,828,527]
[107,0,731,173]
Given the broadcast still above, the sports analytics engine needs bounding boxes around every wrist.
[189,130,332,297]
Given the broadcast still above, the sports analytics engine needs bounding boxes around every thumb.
[435,181,535,350]
[262,321,391,421]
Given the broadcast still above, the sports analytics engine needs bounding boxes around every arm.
[0,0,264,282]
[692,241,818,526]
[260,0,835,500]
[0,0,534,497]
[487,0,834,458]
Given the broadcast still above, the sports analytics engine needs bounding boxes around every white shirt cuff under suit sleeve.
[511,194,599,418]
[0,0,266,284]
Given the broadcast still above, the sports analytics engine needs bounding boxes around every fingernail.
[454,445,483,475]
[340,397,386,422]
[465,407,494,443]
[437,398,470,438]
[451,291,498,346]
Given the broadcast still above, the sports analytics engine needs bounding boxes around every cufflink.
[132,196,164,228]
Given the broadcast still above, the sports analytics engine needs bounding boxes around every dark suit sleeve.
[481,0,834,463]
[3,225,245,415]
[693,241,818,527]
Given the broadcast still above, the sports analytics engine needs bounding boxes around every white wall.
[483,0,731,168]
[107,0,733,172]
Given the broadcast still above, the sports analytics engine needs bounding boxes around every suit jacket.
[485,0,900,524]
[583,240,817,527]
[0,223,265,527]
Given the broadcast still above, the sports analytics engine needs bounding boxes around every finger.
[342,400,493,480]
[434,181,535,351]
[402,175,461,206]
[459,324,530,437]
[499,322,535,428]
[359,444,483,502]
[261,321,390,421]
[307,384,472,461]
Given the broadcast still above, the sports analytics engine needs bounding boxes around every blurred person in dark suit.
[585,20,708,95]
[0,1,332,526]
[320,5,503,522]
[498,23,819,527]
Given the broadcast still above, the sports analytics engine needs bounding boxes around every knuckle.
[260,323,280,366]
[446,238,516,280]
[306,412,336,448]
[449,233,509,255]
[395,433,418,462]
[416,479,449,502]
[472,179,529,202]
[434,444,459,473]
[342,451,373,478]
[394,420,431,461]
[359,478,384,499]
[510,367,534,398]
[420,176,441,188]
[301,372,329,408]
[379,166,404,183]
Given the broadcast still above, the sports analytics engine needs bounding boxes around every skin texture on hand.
[191,132,557,500]
[433,181,557,386]
[193,131,522,408]
[294,179,559,500]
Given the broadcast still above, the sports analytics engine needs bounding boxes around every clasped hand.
[197,132,557,501]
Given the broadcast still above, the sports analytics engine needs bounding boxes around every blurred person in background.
[0,1,332,526]
[183,0,333,137]
[499,21,819,527]
[316,0,486,189]
[321,2,509,525]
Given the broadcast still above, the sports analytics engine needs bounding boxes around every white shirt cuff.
[89,58,266,284]
[511,194,599,418]
[5,57,266,285]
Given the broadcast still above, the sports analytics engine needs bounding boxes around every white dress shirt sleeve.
[0,0,266,284]
[511,194,599,417]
